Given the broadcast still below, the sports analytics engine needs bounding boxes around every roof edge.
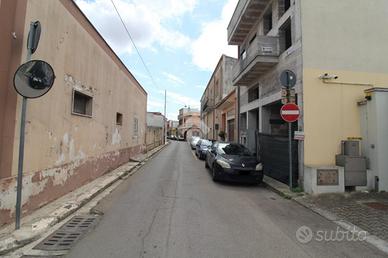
[63,0,147,96]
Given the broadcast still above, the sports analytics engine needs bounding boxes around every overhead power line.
[109,0,160,90]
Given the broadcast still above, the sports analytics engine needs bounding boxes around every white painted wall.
[361,89,388,191]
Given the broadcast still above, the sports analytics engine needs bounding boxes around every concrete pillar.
[247,110,257,152]
[261,107,271,134]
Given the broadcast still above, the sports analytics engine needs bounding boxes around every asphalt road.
[67,141,386,258]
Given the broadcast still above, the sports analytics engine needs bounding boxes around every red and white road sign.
[280,103,300,123]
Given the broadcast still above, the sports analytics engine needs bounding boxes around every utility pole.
[164,90,167,144]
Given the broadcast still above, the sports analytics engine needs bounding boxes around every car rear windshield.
[201,140,212,146]
[218,143,252,156]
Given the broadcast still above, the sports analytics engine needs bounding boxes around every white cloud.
[167,112,179,121]
[195,85,205,89]
[75,0,195,55]
[164,90,199,109]
[163,72,185,85]
[191,0,238,71]
[147,98,164,110]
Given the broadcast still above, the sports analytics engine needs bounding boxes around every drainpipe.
[237,86,240,144]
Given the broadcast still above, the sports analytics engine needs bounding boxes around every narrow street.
[66,141,385,258]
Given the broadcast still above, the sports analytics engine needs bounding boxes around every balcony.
[232,35,279,86]
[227,0,271,45]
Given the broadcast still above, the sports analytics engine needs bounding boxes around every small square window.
[248,86,260,102]
[116,112,123,125]
[72,90,92,117]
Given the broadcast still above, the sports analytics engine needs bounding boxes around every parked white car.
[189,136,200,149]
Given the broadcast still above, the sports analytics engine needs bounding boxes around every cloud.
[147,98,164,110]
[163,72,185,85]
[155,89,199,108]
[195,85,205,89]
[191,0,238,71]
[164,90,199,109]
[167,112,179,121]
[75,0,195,54]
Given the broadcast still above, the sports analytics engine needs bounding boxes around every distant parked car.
[189,136,200,149]
[205,142,263,184]
[178,136,185,141]
[195,139,212,160]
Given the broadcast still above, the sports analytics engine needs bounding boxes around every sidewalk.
[264,175,388,254]
[0,143,168,255]
[295,192,388,241]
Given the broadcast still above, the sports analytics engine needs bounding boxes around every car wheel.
[212,165,218,182]
[205,159,209,168]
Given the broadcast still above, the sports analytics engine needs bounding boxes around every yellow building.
[0,0,147,225]
[228,0,388,193]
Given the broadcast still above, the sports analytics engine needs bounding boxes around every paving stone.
[303,192,388,241]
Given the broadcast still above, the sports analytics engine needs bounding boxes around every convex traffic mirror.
[13,60,55,98]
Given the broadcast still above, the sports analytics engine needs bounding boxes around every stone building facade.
[200,55,237,141]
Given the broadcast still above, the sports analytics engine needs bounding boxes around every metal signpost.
[279,70,298,190]
[280,104,300,190]
[13,21,55,229]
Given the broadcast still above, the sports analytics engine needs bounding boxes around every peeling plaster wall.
[146,127,163,151]
[0,145,142,226]
[0,0,147,225]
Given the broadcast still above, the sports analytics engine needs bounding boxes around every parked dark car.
[195,139,212,160]
[205,142,263,184]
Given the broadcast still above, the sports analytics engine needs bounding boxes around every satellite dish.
[13,60,55,98]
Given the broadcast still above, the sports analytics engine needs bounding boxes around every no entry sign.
[281,103,300,123]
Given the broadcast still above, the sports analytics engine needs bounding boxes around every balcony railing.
[227,0,271,45]
[233,35,280,86]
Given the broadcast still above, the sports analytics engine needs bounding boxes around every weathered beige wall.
[12,0,147,176]
[0,0,147,225]
[203,111,214,139]
[0,0,27,179]
[146,127,162,151]
[301,0,388,166]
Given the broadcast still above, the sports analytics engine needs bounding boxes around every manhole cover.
[33,215,100,251]
[364,202,388,211]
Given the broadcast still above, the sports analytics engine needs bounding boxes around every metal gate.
[257,133,298,187]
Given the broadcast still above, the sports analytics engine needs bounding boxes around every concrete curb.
[0,143,169,255]
[262,175,303,199]
[263,175,388,255]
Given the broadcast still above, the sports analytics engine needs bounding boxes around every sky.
[75,0,238,120]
